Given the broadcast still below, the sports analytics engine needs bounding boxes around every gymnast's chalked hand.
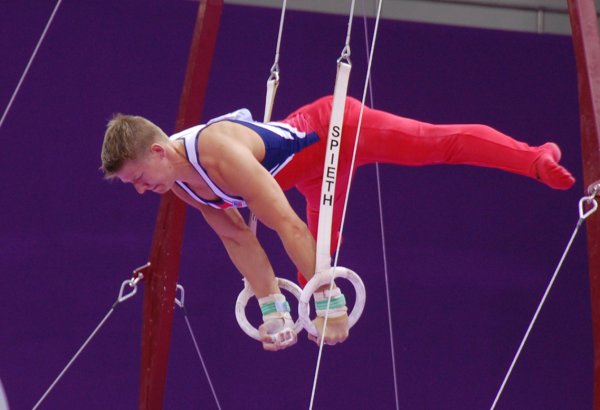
[259,318,298,352]
[308,314,349,346]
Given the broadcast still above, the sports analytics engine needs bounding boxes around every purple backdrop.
[0,1,592,409]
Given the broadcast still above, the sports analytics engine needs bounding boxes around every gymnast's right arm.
[183,201,298,351]
[191,202,281,299]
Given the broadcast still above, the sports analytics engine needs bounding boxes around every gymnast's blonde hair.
[100,114,169,177]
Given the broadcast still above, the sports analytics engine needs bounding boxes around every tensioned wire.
[0,0,63,130]
[359,0,400,408]
[175,285,222,410]
[308,0,384,408]
[32,303,117,410]
[269,0,287,79]
[249,0,288,233]
[490,192,598,409]
[31,276,143,410]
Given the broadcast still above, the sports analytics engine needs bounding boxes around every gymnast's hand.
[258,316,298,352]
[308,314,349,346]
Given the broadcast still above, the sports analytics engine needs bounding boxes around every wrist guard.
[259,293,294,335]
[313,287,348,318]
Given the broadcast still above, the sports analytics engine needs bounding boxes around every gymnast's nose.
[134,182,147,195]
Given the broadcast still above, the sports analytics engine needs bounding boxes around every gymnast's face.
[116,143,175,195]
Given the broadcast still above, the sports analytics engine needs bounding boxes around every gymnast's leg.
[344,99,575,190]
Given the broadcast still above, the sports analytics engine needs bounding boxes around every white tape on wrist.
[313,287,342,301]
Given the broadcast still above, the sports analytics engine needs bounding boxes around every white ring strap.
[307,1,382,407]
[315,61,352,274]
[235,277,304,341]
[298,61,367,332]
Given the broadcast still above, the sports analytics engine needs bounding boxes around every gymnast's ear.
[149,142,167,157]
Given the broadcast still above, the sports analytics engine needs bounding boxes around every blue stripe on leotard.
[227,120,318,173]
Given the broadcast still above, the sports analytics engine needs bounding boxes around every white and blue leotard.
[169,109,319,209]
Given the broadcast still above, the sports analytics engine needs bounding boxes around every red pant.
[275,96,546,285]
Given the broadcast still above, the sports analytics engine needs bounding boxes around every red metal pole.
[138,1,224,409]
[567,0,600,408]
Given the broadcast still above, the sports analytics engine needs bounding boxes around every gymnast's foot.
[533,142,575,190]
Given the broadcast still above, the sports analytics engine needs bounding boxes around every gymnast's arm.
[183,199,281,299]
[179,198,298,351]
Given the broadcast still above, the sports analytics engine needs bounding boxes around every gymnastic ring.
[298,266,366,337]
[235,277,305,341]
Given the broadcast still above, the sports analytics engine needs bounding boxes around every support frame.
[137,1,224,408]
[567,0,600,408]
